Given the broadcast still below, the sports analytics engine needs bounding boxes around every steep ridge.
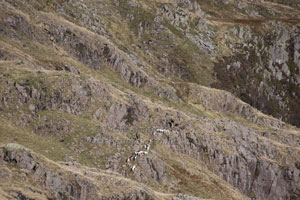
[0,143,161,199]
[0,0,300,200]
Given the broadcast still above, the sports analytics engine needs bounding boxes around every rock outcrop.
[213,21,300,127]
[0,143,158,200]
[1,143,99,200]
[0,0,300,200]
[155,120,300,200]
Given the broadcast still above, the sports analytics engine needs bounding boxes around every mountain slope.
[0,0,300,200]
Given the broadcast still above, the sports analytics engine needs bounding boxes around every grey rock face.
[45,171,66,197]
[0,143,157,200]
[101,95,150,130]
[185,32,216,55]
[105,152,122,171]
[155,84,181,102]
[1,144,99,200]
[1,10,35,41]
[213,22,300,127]
[44,19,149,89]
[173,0,205,16]
[154,120,300,200]
[106,103,129,130]
[161,5,189,27]
[186,85,285,129]
[3,143,36,171]
[137,156,166,182]
[0,148,4,161]
[1,7,149,89]
[293,34,300,71]
[160,2,215,55]
[2,76,96,117]
[34,116,71,136]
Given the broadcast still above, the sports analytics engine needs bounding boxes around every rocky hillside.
[0,0,300,199]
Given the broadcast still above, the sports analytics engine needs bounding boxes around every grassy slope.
[0,0,300,199]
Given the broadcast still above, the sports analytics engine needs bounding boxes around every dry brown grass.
[207,17,300,25]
